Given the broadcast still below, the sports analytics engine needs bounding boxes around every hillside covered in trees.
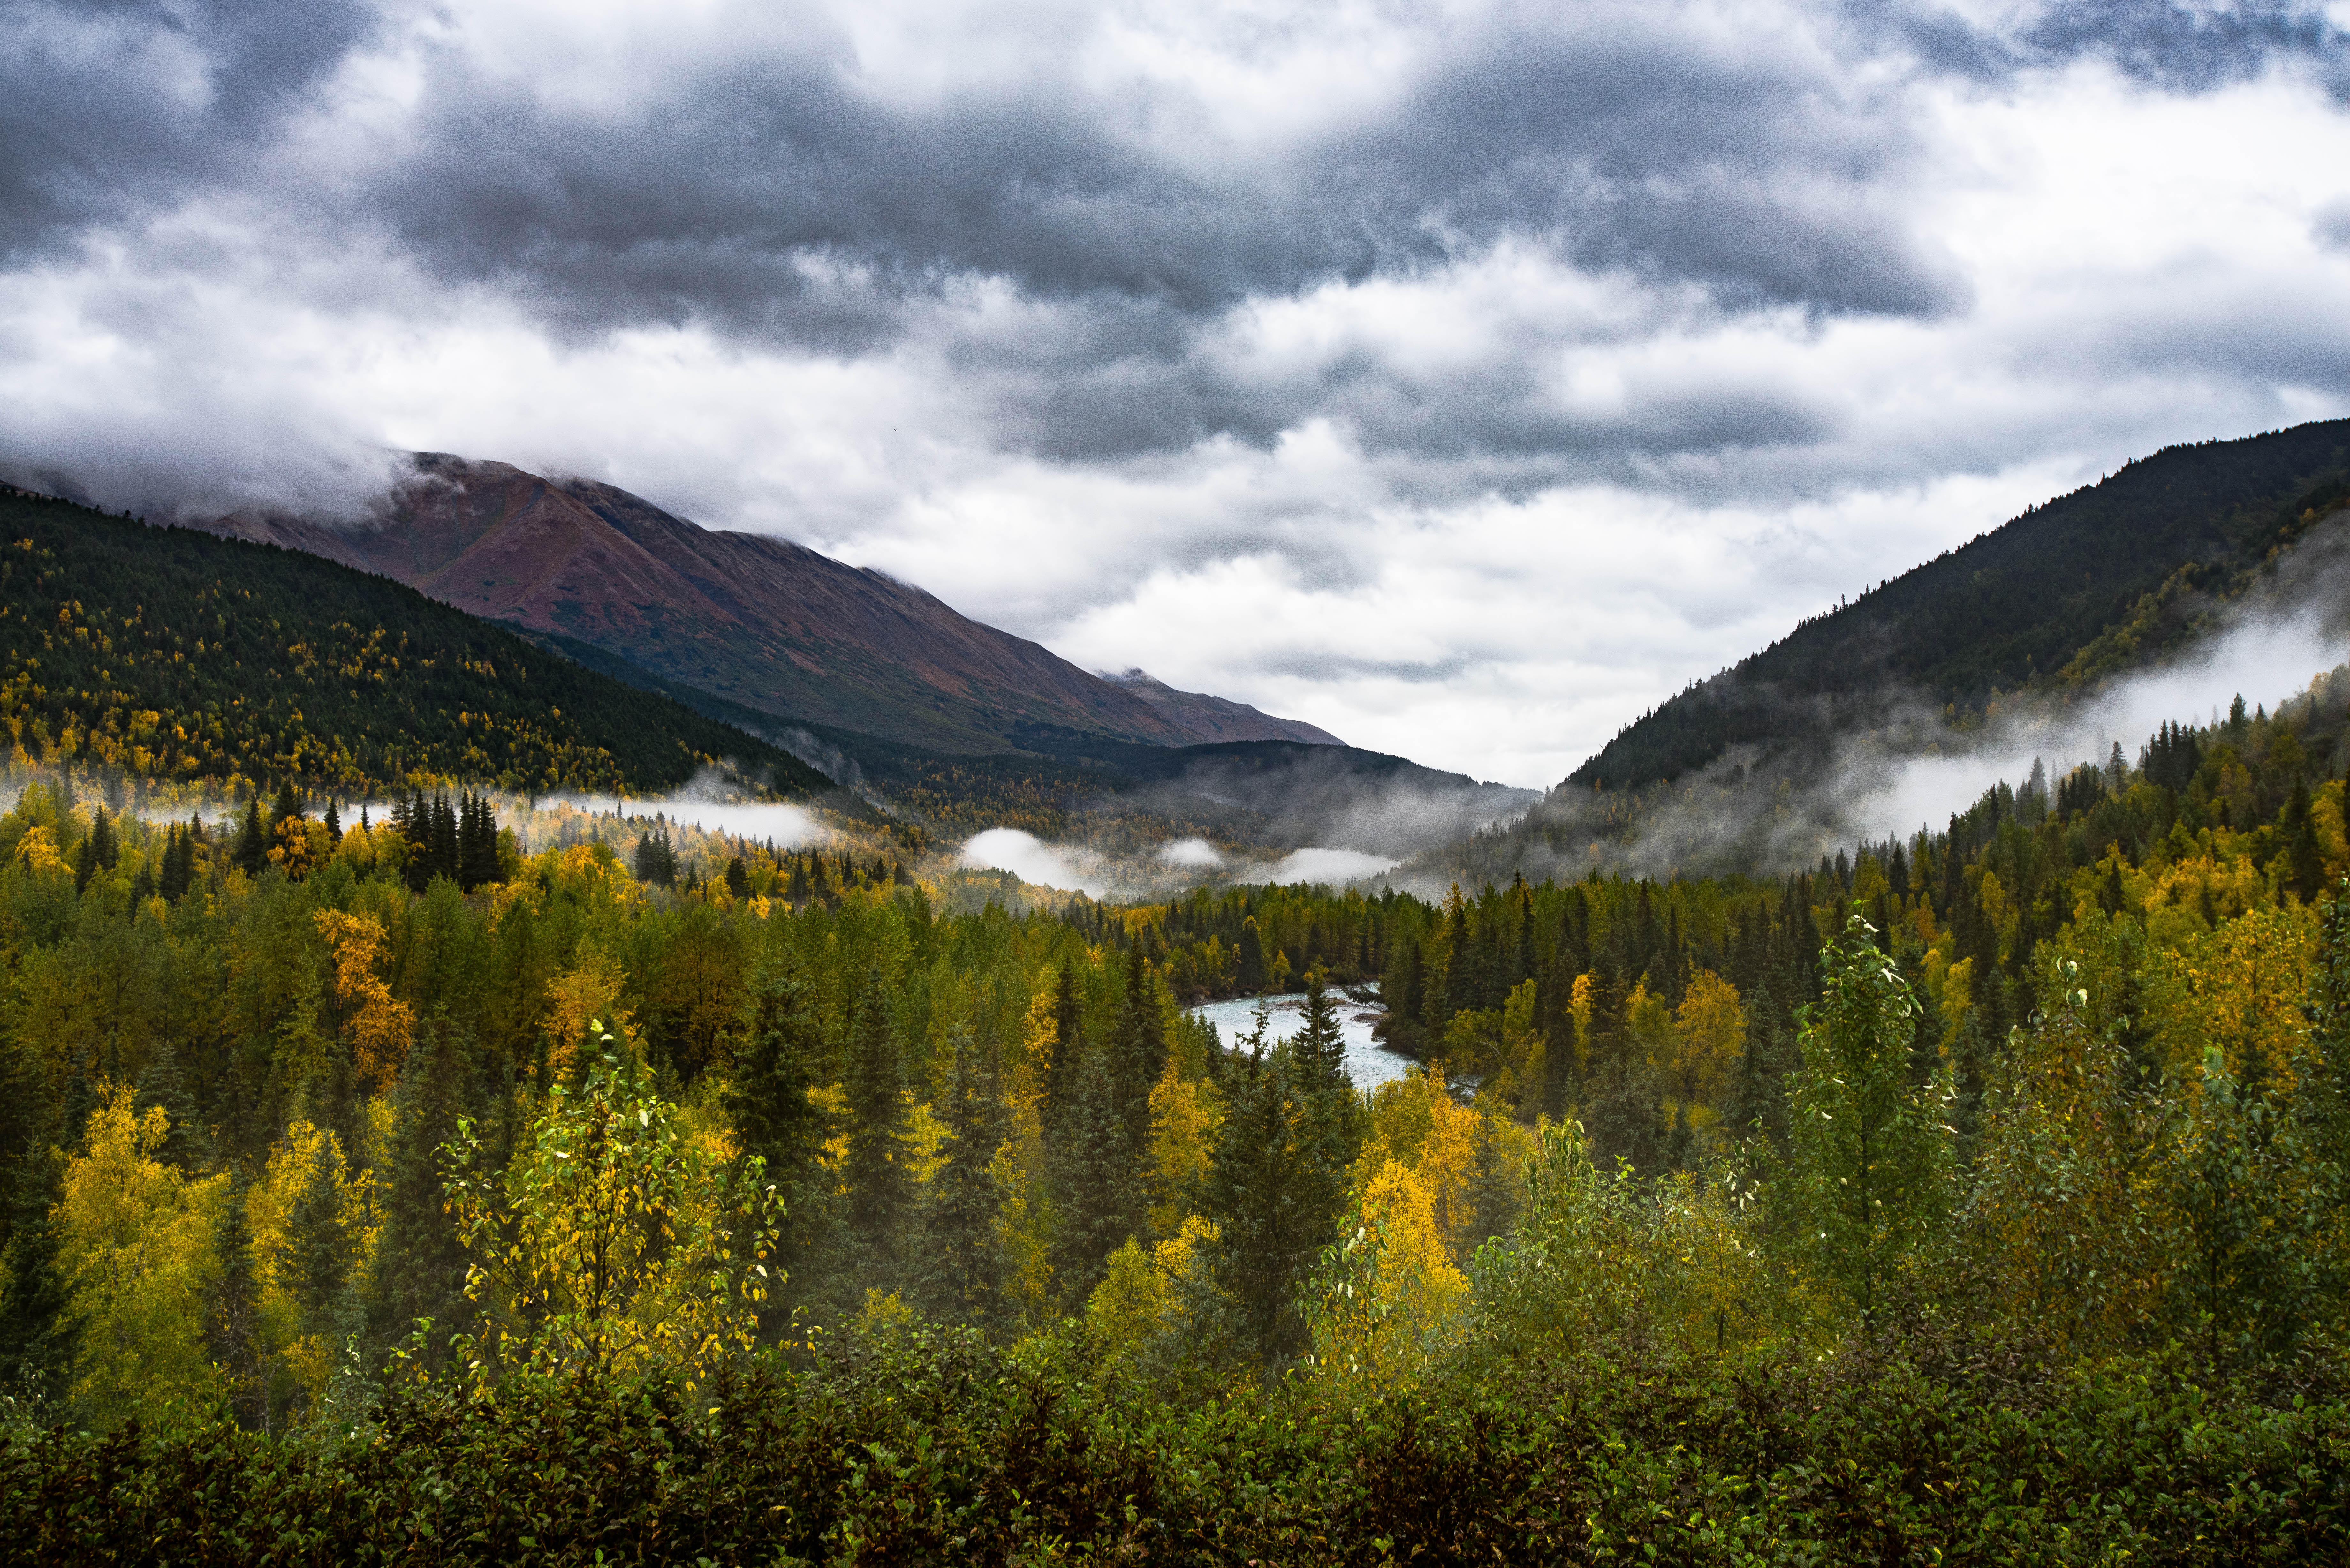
[0,488,837,800]
[1573,418,2350,790]
[4,637,2350,1556]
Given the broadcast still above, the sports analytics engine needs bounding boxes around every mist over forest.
[7,0,2350,1552]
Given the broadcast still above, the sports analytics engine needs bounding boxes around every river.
[1187,987,1418,1094]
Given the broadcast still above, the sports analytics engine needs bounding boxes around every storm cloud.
[3,0,2348,788]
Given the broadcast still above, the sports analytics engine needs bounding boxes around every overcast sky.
[5,0,2349,787]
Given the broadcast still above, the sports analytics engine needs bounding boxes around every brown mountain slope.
[1101,669,1344,745]
[201,454,1232,753]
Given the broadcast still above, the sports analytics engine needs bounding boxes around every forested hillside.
[1575,419,2350,789]
[0,488,835,798]
[5,644,2350,1557]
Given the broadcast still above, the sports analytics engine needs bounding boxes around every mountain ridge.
[1569,419,2350,792]
[199,456,1337,757]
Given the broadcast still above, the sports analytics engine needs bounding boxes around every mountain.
[1573,419,2350,790]
[0,485,841,801]
[200,455,1330,756]
[1100,668,1344,745]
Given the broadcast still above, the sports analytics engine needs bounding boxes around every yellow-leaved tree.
[1303,1160,1467,1387]
[313,909,415,1089]
[54,1087,229,1425]
[443,1022,785,1389]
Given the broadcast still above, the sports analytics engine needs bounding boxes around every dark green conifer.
[1198,1038,1348,1365]
[842,970,909,1270]
[1049,1049,1141,1304]
[1236,917,1267,994]
[133,1044,213,1172]
[915,1027,1010,1325]
[366,1018,479,1370]
[724,957,836,1299]
[1111,946,1168,1141]
[1045,963,1084,1129]
[235,798,268,876]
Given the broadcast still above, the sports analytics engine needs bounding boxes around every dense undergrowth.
[6,1320,2345,1565]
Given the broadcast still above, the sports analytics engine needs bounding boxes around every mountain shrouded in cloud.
[195,454,1335,754]
[3,0,2348,784]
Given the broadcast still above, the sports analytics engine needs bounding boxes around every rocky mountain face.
[1100,669,1344,746]
[200,455,1330,755]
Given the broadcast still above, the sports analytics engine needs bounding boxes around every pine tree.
[1049,1049,1141,1304]
[235,799,268,877]
[2281,780,2323,903]
[842,970,909,1271]
[366,1018,480,1369]
[1111,946,1168,1142]
[207,1184,271,1429]
[1236,917,1267,994]
[133,1045,214,1173]
[1198,1038,1349,1365]
[1045,963,1084,1130]
[1462,1115,1521,1246]
[270,779,303,829]
[915,1027,1010,1325]
[724,957,836,1299]
[724,856,751,900]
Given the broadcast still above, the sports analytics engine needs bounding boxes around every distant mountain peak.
[1099,667,1343,747]
[199,454,1202,754]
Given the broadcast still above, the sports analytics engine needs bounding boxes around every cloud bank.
[4,0,2348,784]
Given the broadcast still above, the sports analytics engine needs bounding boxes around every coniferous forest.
[1,671,2348,1560]
[5,496,2350,1563]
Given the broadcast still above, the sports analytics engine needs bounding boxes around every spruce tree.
[724,956,836,1298]
[915,1027,1010,1325]
[1236,918,1267,994]
[1048,1049,1141,1304]
[1111,946,1168,1142]
[1045,963,1084,1129]
[1198,1039,1347,1366]
[207,1184,272,1429]
[235,798,268,876]
[842,970,909,1272]
[133,1044,214,1172]
[367,1018,480,1369]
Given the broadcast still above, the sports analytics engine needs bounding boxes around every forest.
[0,489,837,801]
[1572,419,2350,791]
[0,652,2348,1561]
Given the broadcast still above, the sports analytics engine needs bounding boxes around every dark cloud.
[2,0,2344,488]
[0,0,376,260]
[2023,0,2347,94]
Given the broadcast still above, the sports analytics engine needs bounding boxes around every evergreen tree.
[1111,946,1169,1141]
[724,957,836,1299]
[133,1045,214,1173]
[724,856,751,900]
[1049,1049,1142,1304]
[1462,1114,1521,1246]
[1198,1038,1349,1366]
[2281,780,2324,903]
[842,970,909,1272]
[1045,963,1084,1130]
[235,798,268,877]
[915,1027,1010,1325]
[207,1184,271,1429]
[366,1018,480,1371]
[270,779,303,829]
[1236,917,1267,994]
